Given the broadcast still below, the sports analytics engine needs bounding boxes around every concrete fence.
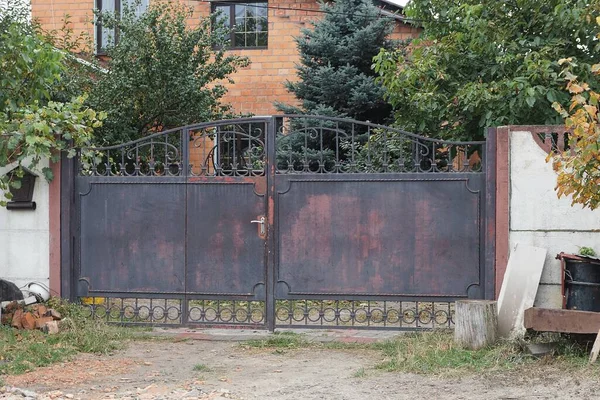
[494,126,600,308]
[0,159,60,293]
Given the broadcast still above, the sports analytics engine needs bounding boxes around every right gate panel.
[271,115,490,330]
[274,175,483,298]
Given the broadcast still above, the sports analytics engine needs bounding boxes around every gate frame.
[59,116,498,330]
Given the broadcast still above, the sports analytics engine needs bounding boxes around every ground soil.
[2,340,600,400]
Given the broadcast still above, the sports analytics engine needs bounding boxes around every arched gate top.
[80,115,485,176]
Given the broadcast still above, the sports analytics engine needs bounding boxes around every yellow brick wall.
[31,0,420,116]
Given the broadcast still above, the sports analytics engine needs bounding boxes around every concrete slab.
[497,243,547,338]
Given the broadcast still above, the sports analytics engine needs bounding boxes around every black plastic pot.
[565,260,600,312]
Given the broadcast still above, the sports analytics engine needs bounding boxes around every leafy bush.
[374,0,600,141]
[89,1,249,145]
[0,5,103,205]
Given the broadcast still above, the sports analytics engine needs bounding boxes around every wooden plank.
[525,307,600,334]
[589,329,600,364]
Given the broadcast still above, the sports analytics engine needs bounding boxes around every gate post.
[60,151,77,301]
[265,116,277,331]
[484,127,498,300]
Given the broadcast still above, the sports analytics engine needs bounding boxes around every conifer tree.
[277,0,395,124]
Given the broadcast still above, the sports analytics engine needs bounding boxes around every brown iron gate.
[63,115,496,330]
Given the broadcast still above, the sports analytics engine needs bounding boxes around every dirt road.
[2,340,600,400]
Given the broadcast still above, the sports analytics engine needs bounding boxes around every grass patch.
[374,330,596,376]
[240,330,597,376]
[243,331,306,349]
[193,363,212,372]
[0,298,150,376]
[353,367,366,378]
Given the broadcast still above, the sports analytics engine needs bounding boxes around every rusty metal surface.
[185,181,266,297]
[77,179,186,294]
[274,174,484,299]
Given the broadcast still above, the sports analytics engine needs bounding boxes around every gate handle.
[251,216,266,236]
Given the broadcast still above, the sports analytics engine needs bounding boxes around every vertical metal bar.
[319,121,324,172]
[335,121,339,173]
[182,128,190,324]
[265,116,277,332]
[164,135,168,176]
[105,149,110,176]
[120,147,125,176]
[382,128,388,172]
[366,126,372,171]
[351,123,355,173]
[182,128,190,177]
[303,118,309,172]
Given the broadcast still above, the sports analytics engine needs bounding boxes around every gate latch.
[250,216,266,237]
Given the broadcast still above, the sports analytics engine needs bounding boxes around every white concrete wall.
[509,130,600,308]
[0,160,50,289]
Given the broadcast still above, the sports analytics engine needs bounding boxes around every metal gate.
[63,115,495,331]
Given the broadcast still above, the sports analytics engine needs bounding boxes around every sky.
[384,0,410,7]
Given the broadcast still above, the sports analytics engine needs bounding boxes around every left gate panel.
[76,179,186,295]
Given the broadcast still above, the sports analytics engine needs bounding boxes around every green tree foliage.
[276,0,395,122]
[374,0,600,141]
[274,0,396,170]
[89,1,249,145]
[0,4,103,206]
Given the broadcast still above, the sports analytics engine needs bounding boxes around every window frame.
[95,0,148,55]
[95,0,119,55]
[211,1,269,50]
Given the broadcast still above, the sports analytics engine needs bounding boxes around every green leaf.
[42,167,54,182]
[526,97,536,107]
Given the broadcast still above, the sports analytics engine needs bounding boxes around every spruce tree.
[276,0,395,123]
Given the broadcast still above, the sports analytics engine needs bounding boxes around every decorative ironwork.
[79,115,485,177]
[275,115,484,174]
[189,122,266,177]
[80,297,453,330]
[79,297,266,326]
[527,126,572,153]
[275,300,454,330]
[81,129,185,177]
[80,297,183,325]
[187,300,265,325]
[79,118,268,177]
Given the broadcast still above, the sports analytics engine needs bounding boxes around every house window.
[95,0,149,54]
[212,2,268,49]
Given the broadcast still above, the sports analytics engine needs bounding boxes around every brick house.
[30,0,420,116]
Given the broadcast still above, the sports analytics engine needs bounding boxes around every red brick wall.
[31,0,421,116]
[31,0,95,38]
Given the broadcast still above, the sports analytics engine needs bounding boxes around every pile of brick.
[1,302,63,334]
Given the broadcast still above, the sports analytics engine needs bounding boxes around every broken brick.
[49,309,62,320]
[35,316,54,329]
[11,309,23,329]
[4,301,19,313]
[43,320,60,335]
[21,312,36,330]
[1,312,12,325]
[36,305,47,317]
